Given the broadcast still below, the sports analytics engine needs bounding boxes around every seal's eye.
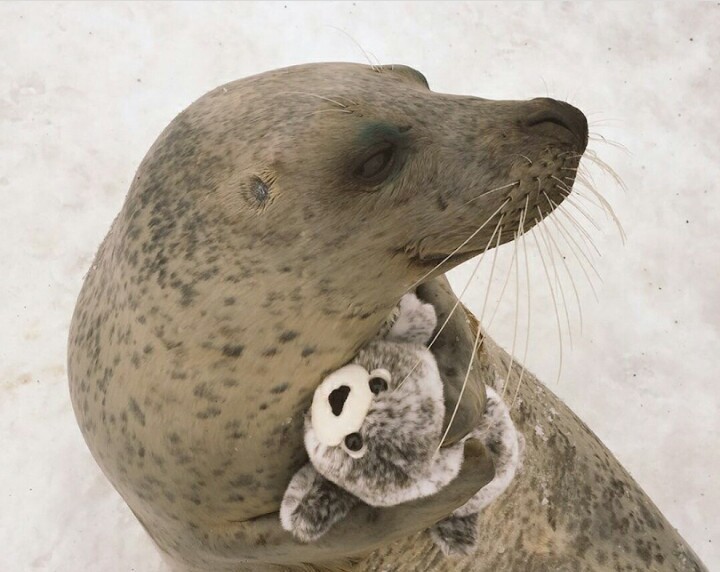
[356,146,395,181]
[369,377,388,394]
[342,432,367,458]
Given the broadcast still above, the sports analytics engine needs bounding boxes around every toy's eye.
[368,368,391,394]
[342,432,367,458]
[369,377,388,394]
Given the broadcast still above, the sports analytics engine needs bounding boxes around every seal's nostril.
[525,98,588,151]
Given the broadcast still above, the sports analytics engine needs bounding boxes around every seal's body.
[68,63,706,571]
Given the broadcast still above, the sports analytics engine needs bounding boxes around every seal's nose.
[524,98,588,151]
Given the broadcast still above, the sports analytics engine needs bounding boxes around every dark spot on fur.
[279,330,298,343]
[128,398,146,426]
[230,474,255,487]
[259,403,268,411]
[262,347,277,357]
[301,347,315,357]
[224,297,235,306]
[270,383,289,394]
[222,344,244,358]
[197,406,222,419]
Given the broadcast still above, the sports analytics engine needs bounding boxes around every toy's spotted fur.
[280,293,522,556]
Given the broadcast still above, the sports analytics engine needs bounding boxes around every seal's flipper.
[279,463,359,542]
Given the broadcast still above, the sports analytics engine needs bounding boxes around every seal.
[68,63,707,571]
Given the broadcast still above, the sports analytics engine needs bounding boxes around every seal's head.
[69,62,589,567]
[121,63,588,316]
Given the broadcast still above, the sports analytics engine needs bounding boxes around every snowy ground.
[1,3,718,571]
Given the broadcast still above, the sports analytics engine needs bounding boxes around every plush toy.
[280,293,522,556]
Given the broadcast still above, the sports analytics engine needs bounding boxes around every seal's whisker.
[561,194,603,232]
[532,220,564,385]
[537,209,574,349]
[436,224,503,451]
[463,181,520,206]
[554,199,603,259]
[502,218,525,398]
[553,176,604,212]
[569,173,627,243]
[588,133,630,153]
[407,197,511,292]
[305,108,354,118]
[583,149,628,193]
[486,231,518,329]
[396,215,505,392]
[511,197,532,410]
[511,154,533,166]
[540,203,585,334]
[278,91,351,109]
[327,26,383,72]
[546,200,601,301]
[423,218,504,351]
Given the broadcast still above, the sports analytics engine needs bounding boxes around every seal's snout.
[524,98,588,151]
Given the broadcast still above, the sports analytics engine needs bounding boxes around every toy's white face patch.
[310,364,373,447]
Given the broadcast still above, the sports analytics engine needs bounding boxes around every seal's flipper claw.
[280,463,359,542]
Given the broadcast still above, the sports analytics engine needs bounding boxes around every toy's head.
[304,338,463,506]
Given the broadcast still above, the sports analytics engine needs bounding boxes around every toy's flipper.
[280,463,359,542]
[386,292,438,345]
[430,512,479,557]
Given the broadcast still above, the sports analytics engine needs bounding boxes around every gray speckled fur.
[281,294,521,556]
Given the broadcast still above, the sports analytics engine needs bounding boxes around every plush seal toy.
[280,293,521,556]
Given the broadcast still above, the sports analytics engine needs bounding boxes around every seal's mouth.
[407,248,487,280]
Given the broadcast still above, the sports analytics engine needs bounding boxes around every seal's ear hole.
[240,173,275,210]
[328,385,351,416]
[342,432,367,458]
